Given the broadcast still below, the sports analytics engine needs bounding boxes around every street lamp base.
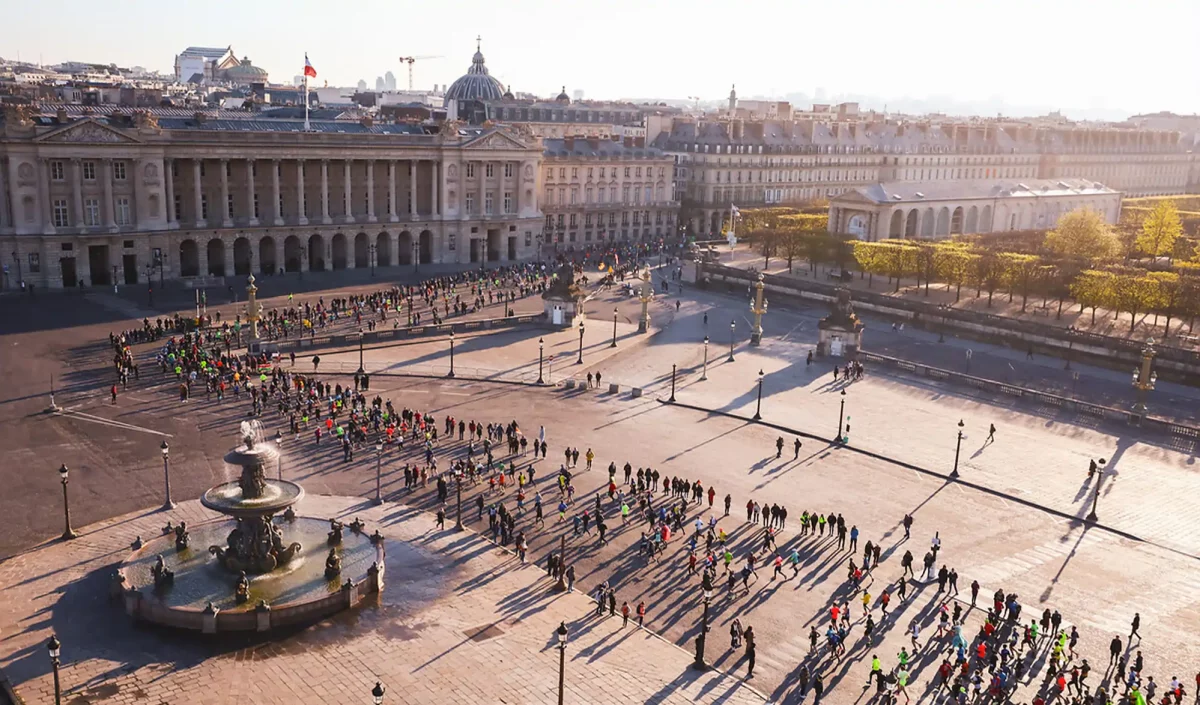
[610,341,617,348]
[949,470,959,480]
[161,501,177,511]
[1085,511,1098,523]
[447,371,456,379]
[536,377,545,385]
[750,334,762,346]
[455,521,464,531]
[373,496,383,506]
[553,577,567,592]
[691,659,710,671]
[753,412,762,421]
[356,367,365,376]
[61,529,78,541]
[638,321,648,334]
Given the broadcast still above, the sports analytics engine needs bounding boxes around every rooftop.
[839,178,1119,204]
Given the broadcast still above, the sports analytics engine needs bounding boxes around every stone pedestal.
[816,288,865,358]
[541,262,583,328]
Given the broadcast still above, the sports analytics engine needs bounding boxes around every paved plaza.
[2,261,1198,705]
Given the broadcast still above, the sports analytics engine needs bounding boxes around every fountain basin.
[200,479,304,518]
[119,516,383,633]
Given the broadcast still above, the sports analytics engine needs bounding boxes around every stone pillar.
[71,159,85,232]
[271,160,283,226]
[164,158,177,229]
[102,158,117,232]
[431,162,439,216]
[295,159,308,225]
[39,159,56,235]
[219,159,232,227]
[343,160,355,223]
[224,235,235,276]
[320,160,332,224]
[197,237,209,276]
[192,159,205,228]
[409,161,418,218]
[0,160,8,229]
[388,161,398,222]
[366,160,377,222]
[246,159,259,226]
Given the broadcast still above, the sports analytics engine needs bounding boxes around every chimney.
[833,123,841,139]
[623,136,633,148]
[586,136,600,149]
[564,135,575,150]
[193,111,206,125]
[56,107,68,124]
[731,119,743,140]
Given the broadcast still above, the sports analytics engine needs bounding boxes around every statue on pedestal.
[816,288,865,358]
[174,521,190,551]
[324,548,342,580]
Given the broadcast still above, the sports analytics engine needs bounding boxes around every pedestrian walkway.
[0,495,768,705]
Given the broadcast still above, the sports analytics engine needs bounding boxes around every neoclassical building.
[0,105,544,289]
[827,178,1122,241]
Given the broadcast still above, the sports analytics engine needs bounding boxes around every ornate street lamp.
[727,320,735,362]
[160,440,174,510]
[48,635,62,705]
[357,328,366,376]
[700,336,709,381]
[576,320,585,365]
[371,681,385,704]
[556,621,569,705]
[455,468,464,530]
[537,337,545,385]
[1086,458,1108,522]
[447,331,456,378]
[837,389,847,443]
[274,430,283,480]
[753,369,765,421]
[692,574,714,670]
[58,464,77,541]
[668,363,677,403]
[1131,338,1157,417]
[610,307,618,348]
[950,419,965,479]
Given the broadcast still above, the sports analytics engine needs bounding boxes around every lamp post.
[610,307,618,348]
[455,470,463,530]
[447,331,456,378]
[753,369,765,421]
[274,430,283,480]
[727,320,735,362]
[669,363,677,403]
[357,328,365,376]
[1085,458,1108,523]
[637,268,653,333]
[700,336,709,381]
[576,320,585,365]
[749,272,768,346]
[692,575,714,670]
[58,464,77,540]
[160,440,175,510]
[837,389,847,443]
[537,337,545,385]
[950,419,965,479]
[556,622,568,705]
[374,441,384,504]
[371,681,385,705]
[1131,338,1157,417]
[47,635,62,705]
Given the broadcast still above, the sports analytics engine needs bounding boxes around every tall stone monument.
[542,262,583,327]
[816,288,865,358]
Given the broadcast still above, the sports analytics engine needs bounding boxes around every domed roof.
[225,57,268,82]
[445,37,504,102]
[503,85,514,100]
[555,86,570,104]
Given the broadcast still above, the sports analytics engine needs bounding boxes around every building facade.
[649,116,1195,238]
[0,105,544,289]
[827,178,1122,241]
[539,136,677,247]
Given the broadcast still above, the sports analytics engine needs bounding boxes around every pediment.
[463,130,530,151]
[37,119,142,144]
[830,190,878,205]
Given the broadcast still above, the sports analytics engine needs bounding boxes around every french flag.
[303,54,317,78]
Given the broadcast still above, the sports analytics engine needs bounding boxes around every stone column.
[0,160,8,229]
[39,159,56,235]
[219,159,233,227]
[343,160,355,223]
[164,158,177,229]
[192,159,205,228]
[430,162,439,217]
[102,158,117,232]
[320,160,332,224]
[295,159,308,225]
[409,161,418,218]
[366,160,377,222]
[71,159,85,232]
[225,236,235,276]
[271,160,283,225]
[477,161,486,218]
[246,159,259,226]
[197,237,209,277]
[388,161,398,222]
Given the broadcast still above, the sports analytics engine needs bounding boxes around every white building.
[828,178,1122,241]
[173,46,236,83]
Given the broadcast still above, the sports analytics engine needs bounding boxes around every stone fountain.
[118,421,385,633]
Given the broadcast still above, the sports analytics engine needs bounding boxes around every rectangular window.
[466,163,475,178]
[52,199,70,227]
[201,194,208,219]
[51,161,65,181]
[199,162,206,178]
[279,194,284,217]
[545,215,553,229]
[466,194,475,214]
[171,161,179,178]
[525,231,532,247]
[84,198,100,226]
[610,168,617,178]
[622,186,630,203]
[557,214,565,227]
[587,168,593,178]
[636,167,642,177]
[559,168,566,179]
[113,161,127,181]
[610,187,616,202]
[504,163,513,178]
[597,189,605,204]
[585,214,593,226]
[503,192,512,213]
[485,193,494,214]
[228,194,235,218]
[173,194,181,221]
[645,186,652,203]
[585,188,593,204]
[624,167,631,178]
[569,214,577,227]
[569,189,577,205]
[609,213,616,226]
[253,194,260,219]
[83,161,96,181]
[116,197,131,226]
[485,163,494,178]
[571,167,578,178]
[622,212,629,226]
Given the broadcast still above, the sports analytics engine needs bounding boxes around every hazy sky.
[6,0,1199,119]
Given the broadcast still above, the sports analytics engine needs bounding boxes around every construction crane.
[397,56,442,91]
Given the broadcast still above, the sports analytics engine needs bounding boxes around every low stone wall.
[860,351,1200,440]
[283,314,543,353]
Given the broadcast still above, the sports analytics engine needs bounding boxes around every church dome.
[224,57,269,83]
[445,38,504,102]
[555,86,570,104]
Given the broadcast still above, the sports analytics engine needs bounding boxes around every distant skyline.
[4,0,1199,121]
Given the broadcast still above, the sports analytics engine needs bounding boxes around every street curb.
[654,398,1181,556]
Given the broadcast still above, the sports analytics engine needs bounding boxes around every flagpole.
[303,74,310,131]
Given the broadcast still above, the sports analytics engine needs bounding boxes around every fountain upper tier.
[200,445,303,517]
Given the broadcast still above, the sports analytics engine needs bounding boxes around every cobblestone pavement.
[0,495,768,705]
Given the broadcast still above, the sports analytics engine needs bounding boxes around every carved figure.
[235,571,250,604]
[174,521,190,551]
[327,518,344,546]
[324,548,342,580]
